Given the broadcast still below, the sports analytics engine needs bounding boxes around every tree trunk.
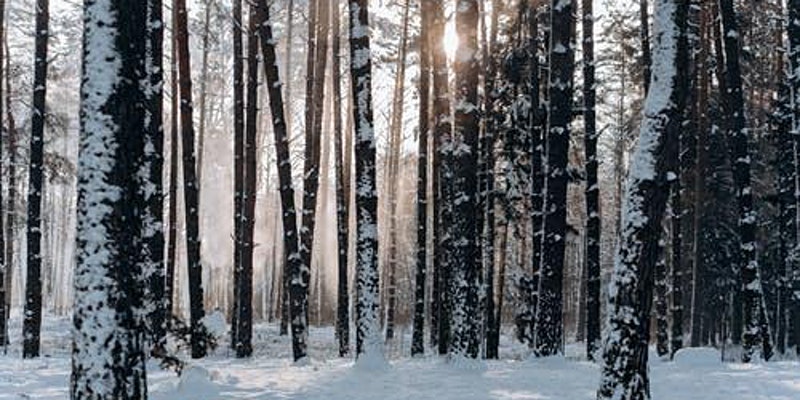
[582,0,601,361]
[412,0,432,357]
[71,2,155,396]
[786,0,800,357]
[143,0,166,353]
[534,0,574,357]
[254,0,304,361]
[719,0,772,363]
[165,21,179,325]
[231,0,245,352]
[431,0,452,356]
[197,0,212,189]
[22,0,50,359]
[0,0,6,352]
[332,0,350,358]
[279,0,295,338]
[348,0,381,360]
[175,0,207,359]
[597,0,689,398]
[3,43,15,349]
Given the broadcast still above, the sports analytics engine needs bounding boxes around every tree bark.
[22,0,50,359]
[597,0,689,398]
[231,0,245,352]
[583,0,601,361]
[535,0,574,357]
[71,1,154,396]
[175,0,207,359]
[412,0,432,357]
[719,0,772,363]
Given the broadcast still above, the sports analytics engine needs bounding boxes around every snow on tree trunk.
[142,0,166,354]
[718,0,773,363]
[0,0,5,351]
[22,0,50,359]
[447,0,481,361]
[412,0,433,358]
[534,0,574,357]
[597,0,689,398]
[71,1,153,397]
[254,0,304,362]
[787,0,800,356]
[582,0,601,361]
[348,0,382,362]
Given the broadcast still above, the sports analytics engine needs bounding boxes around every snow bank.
[673,347,722,367]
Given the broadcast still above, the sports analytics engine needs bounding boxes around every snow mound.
[447,355,488,372]
[673,347,721,367]
[175,366,220,399]
[201,310,228,340]
[354,351,389,372]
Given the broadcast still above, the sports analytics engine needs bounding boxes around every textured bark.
[332,0,350,357]
[412,0,432,357]
[719,0,772,363]
[254,0,303,361]
[787,0,800,356]
[582,0,601,361]
[655,234,670,357]
[175,0,207,359]
[22,0,49,359]
[0,0,6,352]
[535,0,574,357]
[71,1,153,396]
[447,0,481,360]
[231,0,244,353]
[279,0,295,338]
[143,0,166,353]
[348,0,380,359]
[430,0,450,355]
[597,0,689,398]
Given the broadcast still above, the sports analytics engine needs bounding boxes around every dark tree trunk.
[255,0,304,361]
[597,0,689,398]
[165,24,179,323]
[430,0,451,355]
[670,130,684,359]
[22,0,49,359]
[143,0,166,353]
[348,0,381,359]
[332,0,350,358]
[719,0,773,363]
[640,0,651,94]
[535,0,574,357]
[787,0,800,356]
[71,1,154,396]
[447,0,481,360]
[412,0,432,357]
[278,0,295,339]
[231,0,245,353]
[0,0,6,352]
[234,2,260,359]
[655,230,670,357]
[175,0,207,359]
[582,0,601,361]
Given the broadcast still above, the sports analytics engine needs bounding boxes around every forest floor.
[0,314,798,399]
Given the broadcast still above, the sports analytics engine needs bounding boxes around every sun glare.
[443,20,459,61]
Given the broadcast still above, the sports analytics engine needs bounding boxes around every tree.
[412,0,432,357]
[583,0,601,361]
[786,0,800,356]
[231,0,245,354]
[0,0,6,352]
[165,18,179,325]
[71,1,155,396]
[719,0,772,363]
[22,0,50,359]
[447,0,481,360]
[597,0,689,398]
[535,0,574,357]
[348,0,381,360]
[333,0,351,358]
[175,0,207,359]
[254,0,304,362]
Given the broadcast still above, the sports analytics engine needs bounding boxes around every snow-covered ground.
[0,315,798,399]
